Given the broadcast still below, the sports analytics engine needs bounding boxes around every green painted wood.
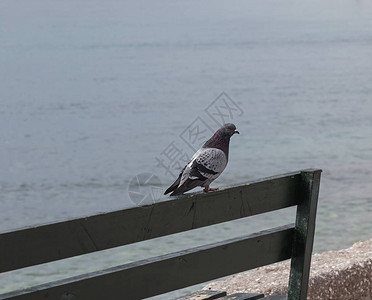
[175,290,227,300]
[219,292,265,299]
[0,225,295,300]
[287,169,322,300]
[0,171,302,273]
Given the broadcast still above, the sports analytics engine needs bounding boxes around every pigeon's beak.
[234,130,239,135]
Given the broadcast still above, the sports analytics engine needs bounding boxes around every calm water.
[1,0,372,296]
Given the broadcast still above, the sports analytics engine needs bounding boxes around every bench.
[0,169,321,300]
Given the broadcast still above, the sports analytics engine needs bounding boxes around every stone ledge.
[203,239,372,300]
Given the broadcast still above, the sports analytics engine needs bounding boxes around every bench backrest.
[0,169,321,300]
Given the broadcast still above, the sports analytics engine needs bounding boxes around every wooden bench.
[0,169,321,300]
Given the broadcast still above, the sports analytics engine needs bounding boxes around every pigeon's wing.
[191,148,227,183]
[170,148,227,195]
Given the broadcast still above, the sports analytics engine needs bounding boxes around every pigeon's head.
[222,123,239,137]
[203,123,239,152]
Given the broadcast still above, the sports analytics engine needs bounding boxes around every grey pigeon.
[164,123,239,196]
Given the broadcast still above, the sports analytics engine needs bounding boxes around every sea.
[1,0,372,297]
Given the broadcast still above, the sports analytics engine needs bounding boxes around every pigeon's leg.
[203,186,219,193]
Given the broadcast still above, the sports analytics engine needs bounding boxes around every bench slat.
[260,296,287,300]
[0,225,295,300]
[219,292,265,299]
[0,171,302,273]
[175,290,227,300]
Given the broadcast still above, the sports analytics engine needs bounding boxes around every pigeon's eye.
[228,126,234,130]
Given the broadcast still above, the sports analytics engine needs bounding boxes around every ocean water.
[1,0,372,297]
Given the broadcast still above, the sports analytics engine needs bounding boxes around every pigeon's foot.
[203,186,219,193]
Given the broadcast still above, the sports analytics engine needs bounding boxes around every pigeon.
[164,123,239,196]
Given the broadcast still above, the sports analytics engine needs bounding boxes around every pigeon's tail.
[164,174,182,195]
[169,179,203,196]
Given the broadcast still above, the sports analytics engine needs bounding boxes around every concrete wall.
[204,239,372,299]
